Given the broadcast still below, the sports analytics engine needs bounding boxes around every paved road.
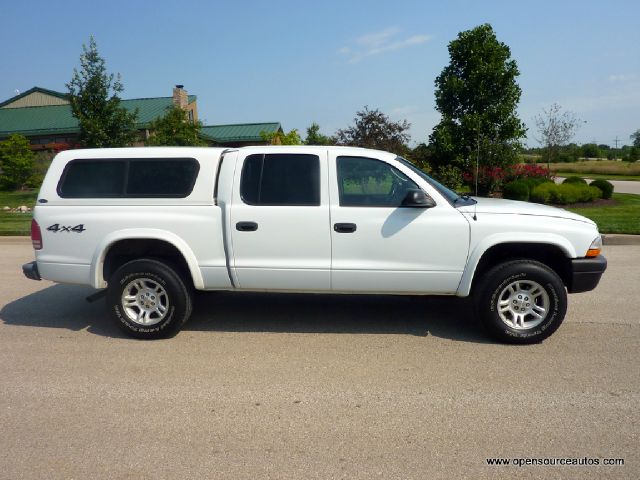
[1,239,638,479]
[555,177,640,194]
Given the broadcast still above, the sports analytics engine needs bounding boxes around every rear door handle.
[236,221,258,232]
[334,223,357,233]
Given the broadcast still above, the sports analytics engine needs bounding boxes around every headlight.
[586,235,602,257]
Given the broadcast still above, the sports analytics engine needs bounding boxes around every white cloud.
[338,27,431,64]
[356,27,400,48]
[608,73,637,82]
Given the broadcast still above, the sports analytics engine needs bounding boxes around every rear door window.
[240,153,320,206]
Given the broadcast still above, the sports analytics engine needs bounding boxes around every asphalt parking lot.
[1,238,638,479]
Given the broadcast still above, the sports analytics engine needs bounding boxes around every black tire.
[475,260,567,344]
[107,259,193,339]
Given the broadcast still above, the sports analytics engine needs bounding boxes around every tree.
[145,106,206,146]
[304,123,333,145]
[260,129,302,145]
[335,106,410,154]
[429,24,526,193]
[535,103,580,168]
[67,36,138,147]
[631,129,640,148]
[624,146,639,162]
[406,143,432,171]
[0,134,36,190]
[580,143,602,159]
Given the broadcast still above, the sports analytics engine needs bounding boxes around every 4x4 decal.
[47,224,86,233]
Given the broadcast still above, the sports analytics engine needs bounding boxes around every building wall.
[186,102,198,123]
[2,92,69,109]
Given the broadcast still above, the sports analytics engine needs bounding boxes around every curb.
[602,234,640,246]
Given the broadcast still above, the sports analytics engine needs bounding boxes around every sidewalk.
[555,176,640,195]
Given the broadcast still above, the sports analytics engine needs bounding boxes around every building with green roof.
[0,86,282,148]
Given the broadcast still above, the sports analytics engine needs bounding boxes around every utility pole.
[614,136,621,160]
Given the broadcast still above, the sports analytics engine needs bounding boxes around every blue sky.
[2,0,639,147]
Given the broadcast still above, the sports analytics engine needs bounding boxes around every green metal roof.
[0,103,79,136]
[0,95,197,137]
[200,122,281,143]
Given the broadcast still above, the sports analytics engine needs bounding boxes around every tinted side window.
[127,159,199,196]
[240,154,262,204]
[58,160,126,197]
[58,158,199,198]
[337,156,418,207]
[240,153,320,206]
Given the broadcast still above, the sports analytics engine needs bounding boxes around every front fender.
[456,233,576,297]
[90,228,204,289]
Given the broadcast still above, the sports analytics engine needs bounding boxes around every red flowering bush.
[463,166,507,196]
[463,163,553,196]
[506,163,553,182]
[46,142,73,153]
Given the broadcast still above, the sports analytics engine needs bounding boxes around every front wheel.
[107,259,193,339]
[475,260,567,344]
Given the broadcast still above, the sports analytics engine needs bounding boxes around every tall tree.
[260,129,302,145]
[335,107,410,154]
[67,36,138,147]
[145,106,206,146]
[0,134,35,190]
[534,103,580,168]
[429,24,526,193]
[305,123,333,145]
[630,129,640,148]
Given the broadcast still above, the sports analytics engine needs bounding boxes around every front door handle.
[236,221,258,232]
[334,223,357,233]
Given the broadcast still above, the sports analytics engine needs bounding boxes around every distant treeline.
[523,143,639,162]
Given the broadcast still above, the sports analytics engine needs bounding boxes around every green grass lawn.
[566,193,640,235]
[0,190,38,236]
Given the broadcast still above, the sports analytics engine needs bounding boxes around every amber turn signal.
[585,236,602,257]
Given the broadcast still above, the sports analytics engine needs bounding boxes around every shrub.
[462,166,506,196]
[587,185,603,201]
[530,183,554,204]
[462,163,553,197]
[0,134,36,190]
[530,183,601,205]
[590,179,614,199]
[562,176,587,185]
[503,180,530,201]
[508,163,552,181]
[522,177,553,191]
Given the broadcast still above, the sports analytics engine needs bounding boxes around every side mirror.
[401,189,436,208]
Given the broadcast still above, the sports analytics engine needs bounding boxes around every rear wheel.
[107,259,193,339]
[475,260,567,344]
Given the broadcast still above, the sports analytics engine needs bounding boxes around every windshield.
[396,157,467,205]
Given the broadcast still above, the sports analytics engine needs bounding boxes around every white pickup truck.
[22,146,606,343]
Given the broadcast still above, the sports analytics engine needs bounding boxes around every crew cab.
[22,146,606,343]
